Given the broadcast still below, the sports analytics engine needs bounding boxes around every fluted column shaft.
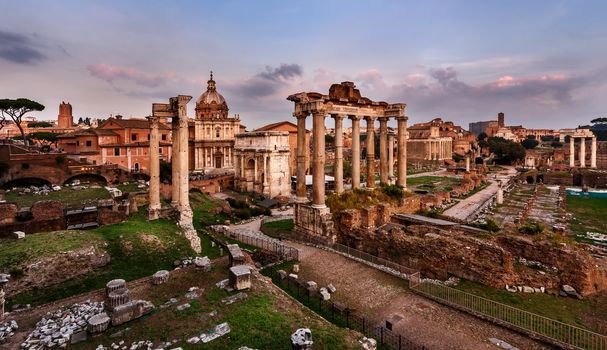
[178,115,191,213]
[388,133,395,184]
[171,117,180,207]
[580,138,586,168]
[333,114,345,194]
[148,116,161,220]
[379,117,389,185]
[569,137,575,167]
[312,111,326,207]
[396,117,408,188]
[365,117,376,189]
[296,114,307,201]
[591,137,597,168]
[350,116,362,189]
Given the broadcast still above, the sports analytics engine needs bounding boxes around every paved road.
[443,166,517,221]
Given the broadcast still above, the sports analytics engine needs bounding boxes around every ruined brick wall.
[0,202,18,224]
[31,200,63,220]
[97,207,127,225]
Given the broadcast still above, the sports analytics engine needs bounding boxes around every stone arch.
[63,173,108,186]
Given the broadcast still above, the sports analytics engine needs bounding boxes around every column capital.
[311,109,327,117]
[331,113,346,121]
[364,115,377,123]
[348,114,362,121]
[396,115,409,122]
[147,115,161,126]
[293,112,309,120]
[378,116,390,122]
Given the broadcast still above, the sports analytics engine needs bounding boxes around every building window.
[86,140,92,147]
[216,128,220,138]
[161,134,167,141]
[131,134,137,141]
[159,147,163,154]
[114,148,120,156]
[76,140,80,146]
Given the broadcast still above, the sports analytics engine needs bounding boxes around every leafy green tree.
[27,121,53,128]
[521,138,539,149]
[488,137,526,165]
[0,98,45,145]
[477,132,488,141]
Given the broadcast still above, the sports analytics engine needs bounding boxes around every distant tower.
[58,102,73,129]
[497,112,505,128]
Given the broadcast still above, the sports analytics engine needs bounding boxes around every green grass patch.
[567,195,607,239]
[260,219,294,239]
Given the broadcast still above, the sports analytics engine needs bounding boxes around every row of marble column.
[296,112,408,207]
[196,146,233,169]
[569,136,597,168]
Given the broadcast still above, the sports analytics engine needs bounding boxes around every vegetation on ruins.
[260,219,294,239]
[380,183,405,200]
[27,121,53,128]
[521,137,539,149]
[326,186,412,213]
[478,218,500,232]
[0,98,45,145]
[518,221,545,235]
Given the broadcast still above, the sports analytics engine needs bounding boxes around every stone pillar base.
[293,203,335,245]
[147,206,161,221]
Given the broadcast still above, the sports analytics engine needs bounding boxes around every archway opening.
[2,177,51,189]
[63,173,108,186]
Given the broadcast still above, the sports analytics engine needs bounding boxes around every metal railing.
[409,274,607,350]
[330,242,418,276]
[223,229,299,261]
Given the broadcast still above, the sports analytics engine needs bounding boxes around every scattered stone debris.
[88,313,111,334]
[489,337,520,350]
[227,244,245,266]
[319,288,331,301]
[305,281,317,292]
[327,283,336,293]
[291,328,313,349]
[176,303,191,311]
[193,256,212,272]
[561,285,582,299]
[186,322,231,344]
[292,264,300,273]
[111,300,155,326]
[237,347,258,350]
[216,279,230,290]
[185,287,203,300]
[0,320,18,344]
[13,231,25,239]
[152,270,170,285]
[222,292,248,305]
[359,336,377,350]
[21,300,105,349]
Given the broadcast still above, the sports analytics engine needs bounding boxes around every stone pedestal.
[152,270,170,285]
[227,244,245,267]
[229,265,251,291]
[293,203,335,244]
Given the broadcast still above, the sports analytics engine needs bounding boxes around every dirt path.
[288,242,555,350]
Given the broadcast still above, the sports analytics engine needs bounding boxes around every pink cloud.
[87,63,176,87]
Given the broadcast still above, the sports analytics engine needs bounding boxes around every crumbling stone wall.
[0,203,18,224]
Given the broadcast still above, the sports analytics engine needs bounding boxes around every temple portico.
[287,81,407,243]
[565,128,597,168]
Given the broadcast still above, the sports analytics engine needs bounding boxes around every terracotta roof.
[57,128,118,138]
[100,117,171,130]
[254,121,309,133]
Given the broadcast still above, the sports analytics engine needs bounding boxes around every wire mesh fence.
[223,229,299,261]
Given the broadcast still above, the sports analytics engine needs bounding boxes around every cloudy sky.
[2,0,607,129]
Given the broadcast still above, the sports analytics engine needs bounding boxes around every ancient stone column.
[497,181,504,205]
[333,114,345,194]
[296,113,307,202]
[396,116,408,188]
[148,115,161,220]
[0,286,5,320]
[312,111,327,207]
[178,114,191,213]
[388,133,395,184]
[349,115,362,189]
[580,137,586,168]
[171,117,180,207]
[466,155,470,172]
[365,116,376,189]
[378,117,389,185]
[591,137,597,168]
[569,137,575,167]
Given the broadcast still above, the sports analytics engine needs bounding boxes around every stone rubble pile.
[186,322,231,344]
[0,320,18,344]
[505,285,545,294]
[94,339,181,350]
[21,300,105,349]
[173,256,211,269]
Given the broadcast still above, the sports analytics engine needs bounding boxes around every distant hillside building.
[254,121,310,176]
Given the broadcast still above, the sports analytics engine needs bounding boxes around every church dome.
[195,72,229,119]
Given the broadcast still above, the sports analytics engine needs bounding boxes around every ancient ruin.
[148,95,201,252]
[288,82,407,243]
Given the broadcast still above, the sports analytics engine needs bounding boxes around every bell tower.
[58,101,73,129]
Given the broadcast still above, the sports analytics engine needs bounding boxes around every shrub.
[227,197,249,209]
[381,184,404,200]
[16,210,33,222]
[519,221,545,235]
[234,208,252,220]
[55,156,65,164]
[480,218,500,232]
